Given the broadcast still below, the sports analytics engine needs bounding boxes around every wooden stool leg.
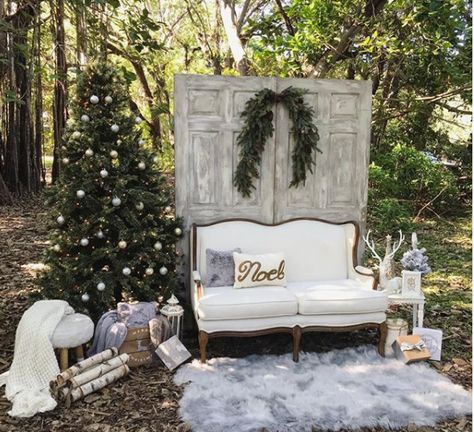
[75,345,85,362]
[59,348,69,371]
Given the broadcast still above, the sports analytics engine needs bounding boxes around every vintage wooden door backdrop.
[174,74,372,290]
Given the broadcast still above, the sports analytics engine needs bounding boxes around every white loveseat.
[190,218,388,362]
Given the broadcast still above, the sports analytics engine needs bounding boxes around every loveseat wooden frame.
[191,217,388,363]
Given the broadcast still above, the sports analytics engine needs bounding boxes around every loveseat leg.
[198,331,208,363]
[378,322,387,357]
[292,326,302,362]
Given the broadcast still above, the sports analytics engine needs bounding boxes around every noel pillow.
[204,248,241,287]
[233,252,286,289]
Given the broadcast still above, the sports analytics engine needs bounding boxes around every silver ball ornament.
[159,266,168,276]
[100,169,109,178]
[112,196,121,207]
[135,202,144,211]
[76,190,86,199]
[145,268,154,276]
[80,238,89,247]
[85,148,94,157]
[135,117,142,124]
[122,267,131,276]
[72,131,81,139]
[89,95,99,104]
[97,282,106,292]
[154,241,162,251]
[62,157,69,165]
[174,227,182,236]
[111,124,120,133]
[110,150,118,159]
[105,96,113,104]
[96,230,105,239]
[81,293,90,302]
[57,215,65,225]
[138,162,146,170]
[81,114,90,122]
[118,240,127,249]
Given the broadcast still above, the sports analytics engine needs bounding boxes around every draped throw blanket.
[1,300,74,417]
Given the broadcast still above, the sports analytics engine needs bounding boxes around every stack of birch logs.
[50,347,130,407]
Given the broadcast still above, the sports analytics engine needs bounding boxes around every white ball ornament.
[112,196,121,207]
[154,241,162,251]
[122,267,131,276]
[111,124,120,133]
[96,230,105,239]
[53,244,61,252]
[118,240,127,249]
[145,268,154,276]
[105,96,113,104]
[62,157,69,165]
[85,148,94,157]
[138,162,146,170]
[81,114,90,122]
[80,238,89,247]
[57,215,65,225]
[89,95,99,104]
[100,169,109,178]
[81,293,90,302]
[135,202,144,211]
[97,282,106,292]
[72,131,81,139]
[159,266,168,276]
[135,117,142,124]
[110,150,118,159]
[76,190,86,199]
[174,227,182,236]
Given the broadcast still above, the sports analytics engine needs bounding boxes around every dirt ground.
[0,199,471,431]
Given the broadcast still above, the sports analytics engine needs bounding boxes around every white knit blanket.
[1,300,74,417]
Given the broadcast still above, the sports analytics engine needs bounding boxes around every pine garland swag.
[233,87,321,197]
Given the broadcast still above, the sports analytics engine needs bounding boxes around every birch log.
[55,347,119,386]
[69,353,129,388]
[65,364,130,407]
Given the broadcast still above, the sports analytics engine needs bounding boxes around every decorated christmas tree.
[401,232,431,275]
[38,63,182,319]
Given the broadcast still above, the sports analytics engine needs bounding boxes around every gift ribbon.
[400,340,426,352]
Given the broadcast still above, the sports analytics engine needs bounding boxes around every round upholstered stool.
[52,313,94,371]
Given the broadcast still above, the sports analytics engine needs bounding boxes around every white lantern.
[161,294,184,340]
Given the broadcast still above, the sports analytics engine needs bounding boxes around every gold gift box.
[392,334,431,364]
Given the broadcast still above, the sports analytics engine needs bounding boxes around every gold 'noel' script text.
[237,260,285,282]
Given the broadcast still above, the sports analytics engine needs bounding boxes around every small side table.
[387,292,425,329]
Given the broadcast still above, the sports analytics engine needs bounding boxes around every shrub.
[367,198,414,237]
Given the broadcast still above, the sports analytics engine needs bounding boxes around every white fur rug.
[174,346,471,432]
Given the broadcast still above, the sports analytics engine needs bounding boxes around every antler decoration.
[363,230,382,264]
[387,230,405,259]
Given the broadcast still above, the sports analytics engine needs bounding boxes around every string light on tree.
[89,95,99,104]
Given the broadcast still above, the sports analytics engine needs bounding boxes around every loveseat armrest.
[348,265,378,290]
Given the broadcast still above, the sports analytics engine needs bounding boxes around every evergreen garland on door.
[233,87,321,197]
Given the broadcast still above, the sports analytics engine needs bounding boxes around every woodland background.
[0,0,471,235]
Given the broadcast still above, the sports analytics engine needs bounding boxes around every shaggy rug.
[174,345,471,432]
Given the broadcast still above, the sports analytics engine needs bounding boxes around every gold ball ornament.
[174,227,182,236]
[110,150,118,159]
[85,148,94,157]
[72,131,81,139]
[105,96,113,104]
[62,158,69,165]
[118,240,127,249]
[145,268,154,276]
[154,241,162,251]
[135,202,144,211]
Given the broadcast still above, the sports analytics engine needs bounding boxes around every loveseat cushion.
[197,286,298,320]
[288,280,388,315]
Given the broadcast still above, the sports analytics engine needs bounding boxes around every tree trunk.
[51,0,67,183]
[217,0,249,75]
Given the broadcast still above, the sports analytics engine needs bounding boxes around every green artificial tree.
[38,63,182,319]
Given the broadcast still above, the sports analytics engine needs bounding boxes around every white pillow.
[233,252,286,288]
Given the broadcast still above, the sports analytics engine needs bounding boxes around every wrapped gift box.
[392,334,431,364]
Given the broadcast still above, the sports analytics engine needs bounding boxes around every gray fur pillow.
[204,248,241,287]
